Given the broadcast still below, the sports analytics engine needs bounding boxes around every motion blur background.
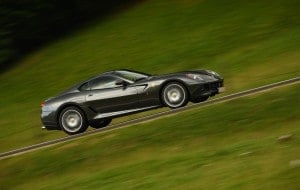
[0,0,140,71]
[0,0,299,189]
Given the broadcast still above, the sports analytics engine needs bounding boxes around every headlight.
[206,70,220,77]
[186,74,204,81]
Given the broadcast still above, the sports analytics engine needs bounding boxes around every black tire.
[59,106,88,135]
[90,118,112,129]
[191,96,209,103]
[161,82,188,108]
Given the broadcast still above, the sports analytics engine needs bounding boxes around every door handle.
[88,94,93,97]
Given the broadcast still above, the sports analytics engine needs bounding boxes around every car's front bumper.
[217,86,226,93]
[188,79,224,100]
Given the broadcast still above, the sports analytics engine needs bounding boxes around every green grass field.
[0,0,299,188]
[1,83,299,189]
[0,0,299,153]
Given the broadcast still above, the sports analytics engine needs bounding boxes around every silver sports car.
[41,69,224,134]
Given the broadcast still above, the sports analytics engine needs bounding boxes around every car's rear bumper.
[41,110,60,130]
[42,125,60,130]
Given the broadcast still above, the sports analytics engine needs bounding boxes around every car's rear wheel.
[59,106,88,135]
[161,82,188,108]
[90,118,112,129]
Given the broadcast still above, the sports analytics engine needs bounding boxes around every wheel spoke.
[61,109,83,133]
[163,83,187,108]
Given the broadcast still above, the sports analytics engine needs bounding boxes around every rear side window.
[90,75,120,90]
[79,82,89,91]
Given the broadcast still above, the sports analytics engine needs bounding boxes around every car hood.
[147,69,222,80]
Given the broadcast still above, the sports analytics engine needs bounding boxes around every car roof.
[81,69,136,83]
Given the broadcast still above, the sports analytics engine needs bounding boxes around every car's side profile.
[41,69,224,134]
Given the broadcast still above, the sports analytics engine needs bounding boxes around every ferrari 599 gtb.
[41,69,224,134]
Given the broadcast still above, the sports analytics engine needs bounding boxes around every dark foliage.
[0,0,138,72]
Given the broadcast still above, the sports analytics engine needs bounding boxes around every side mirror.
[115,79,128,86]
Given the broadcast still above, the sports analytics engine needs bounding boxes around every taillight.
[41,101,45,107]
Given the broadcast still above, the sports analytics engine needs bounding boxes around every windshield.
[114,70,150,82]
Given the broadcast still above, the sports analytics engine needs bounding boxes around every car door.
[85,75,139,114]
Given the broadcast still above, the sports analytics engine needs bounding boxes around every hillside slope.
[0,0,299,152]
[0,83,299,189]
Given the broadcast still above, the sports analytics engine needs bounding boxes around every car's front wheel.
[59,106,88,135]
[90,118,112,129]
[161,82,188,108]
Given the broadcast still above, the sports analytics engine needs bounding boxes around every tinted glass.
[90,76,120,90]
[79,82,89,91]
[114,70,149,82]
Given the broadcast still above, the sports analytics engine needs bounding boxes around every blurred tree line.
[0,0,138,72]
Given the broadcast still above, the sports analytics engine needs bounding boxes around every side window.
[79,82,90,91]
[90,76,120,90]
